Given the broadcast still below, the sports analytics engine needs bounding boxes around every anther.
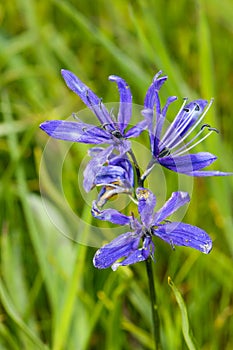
[201,124,219,133]
[208,126,219,133]
[201,123,211,130]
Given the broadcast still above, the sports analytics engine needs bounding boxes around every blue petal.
[136,188,156,227]
[109,75,132,133]
[109,156,134,186]
[83,146,114,192]
[160,99,208,149]
[40,120,110,144]
[153,192,190,224]
[158,152,217,173]
[87,147,105,157]
[112,235,154,270]
[91,201,131,225]
[141,108,155,153]
[124,120,148,138]
[94,161,133,207]
[94,165,129,185]
[94,156,134,187]
[144,71,167,109]
[143,72,167,152]
[154,96,177,155]
[153,222,212,254]
[93,231,141,269]
[172,99,208,132]
[61,69,114,127]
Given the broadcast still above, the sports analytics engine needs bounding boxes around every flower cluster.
[40,69,231,270]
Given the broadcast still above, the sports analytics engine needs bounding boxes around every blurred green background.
[1,0,233,349]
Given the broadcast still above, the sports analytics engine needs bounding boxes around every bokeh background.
[0,0,233,349]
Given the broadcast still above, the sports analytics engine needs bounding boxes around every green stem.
[145,259,161,350]
[128,145,160,348]
[127,149,143,187]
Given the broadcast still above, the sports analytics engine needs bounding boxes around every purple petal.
[153,222,212,254]
[95,165,128,185]
[143,72,167,151]
[87,147,105,157]
[154,96,177,155]
[93,231,141,269]
[161,99,208,148]
[144,71,167,109]
[61,69,113,127]
[124,120,148,138]
[109,75,132,133]
[162,96,178,118]
[136,188,156,227]
[91,201,131,225]
[83,146,114,192]
[112,235,154,270]
[173,99,208,131]
[141,108,155,152]
[158,152,217,173]
[153,192,190,224]
[40,120,110,144]
[109,156,134,186]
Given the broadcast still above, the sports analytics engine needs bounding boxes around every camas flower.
[40,69,147,156]
[142,71,231,178]
[92,188,212,270]
[86,152,134,206]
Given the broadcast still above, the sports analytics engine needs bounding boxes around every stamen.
[129,195,138,205]
[200,123,211,130]
[200,124,219,133]
[86,90,114,127]
[140,158,157,181]
[162,98,214,150]
[171,126,218,156]
[174,99,214,146]
[99,99,115,128]
[170,127,204,155]
[171,123,219,156]
[164,102,199,149]
[109,108,117,123]
[161,97,188,144]
[95,183,118,188]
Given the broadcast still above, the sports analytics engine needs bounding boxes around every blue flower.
[92,188,212,270]
[142,71,231,178]
[86,152,134,206]
[40,70,147,156]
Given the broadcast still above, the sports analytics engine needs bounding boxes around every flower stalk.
[146,258,161,350]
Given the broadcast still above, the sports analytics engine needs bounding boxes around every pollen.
[136,188,150,200]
